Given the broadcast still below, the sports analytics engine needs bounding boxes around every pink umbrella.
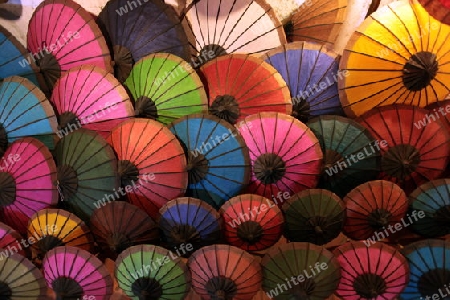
[0,137,58,234]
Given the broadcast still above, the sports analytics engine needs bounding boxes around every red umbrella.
[0,221,27,257]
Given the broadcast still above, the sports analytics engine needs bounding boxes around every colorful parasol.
[307,115,381,197]
[27,0,112,90]
[97,0,191,82]
[188,244,262,299]
[27,208,95,263]
[0,221,26,257]
[199,54,292,125]
[262,42,344,123]
[115,244,191,299]
[334,241,409,299]
[282,189,345,246]
[339,1,450,117]
[237,112,323,206]
[54,128,119,222]
[50,65,134,139]
[417,0,450,25]
[0,137,58,235]
[0,76,58,154]
[261,242,341,299]
[42,246,114,299]
[106,118,188,220]
[168,114,250,209]
[357,104,450,193]
[124,53,208,124]
[425,99,450,132]
[90,201,160,259]
[159,197,221,256]
[219,193,284,252]
[409,179,450,237]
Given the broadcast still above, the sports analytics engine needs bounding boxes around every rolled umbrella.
[115,244,191,300]
[0,137,58,234]
[261,242,341,299]
[237,112,323,206]
[0,221,26,257]
[97,0,191,82]
[42,246,114,299]
[188,244,262,299]
[199,54,292,125]
[307,115,381,198]
[262,42,344,123]
[106,118,188,220]
[417,0,450,25]
[168,114,250,209]
[27,0,112,90]
[90,201,160,260]
[219,193,284,252]
[339,1,450,117]
[282,189,345,246]
[124,53,208,125]
[334,241,409,299]
[159,197,222,257]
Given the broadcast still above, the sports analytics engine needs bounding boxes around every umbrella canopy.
[339,1,450,118]
[219,193,284,252]
[159,197,222,256]
[124,53,208,124]
[307,115,381,197]
[182,0,286,65]
[42,246,114,299]
[0,76,58,154]
[357,104,450,193]
[0,251,47,299]
[237,112,323,206]
[282,189,345,246]
[0,221,26,257]
[50,65,134,139]
[409,178,450,237]
[417,0,450,25]
[54,128,119,222]
[262,42,344,123]
[334,241,409,299]
[106,118,188,220]
[27,208,95,262]
[0,137,58,235]
[188,244,262,299]
[97,0,191,82]
[285,0,348,46]
[90,201,160,260]
[168,114,250,209]
[401,239,450,299]
[425,99,450,132]
[199,54,292,125]
[261,242,341,299]
[27,0,112,91]
[115,244,191,300]
[343,180,409,241]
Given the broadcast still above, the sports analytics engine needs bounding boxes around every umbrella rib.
[219,0,253,51]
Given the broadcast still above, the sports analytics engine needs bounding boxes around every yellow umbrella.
[339,0,450,118]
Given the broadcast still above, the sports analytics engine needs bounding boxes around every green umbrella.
[124,53,208,125]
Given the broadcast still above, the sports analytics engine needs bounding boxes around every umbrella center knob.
[196,44,227,67]
[170,224,201,253]
[132,277,163,300]
[35,50,61,90]
[368,209,392,231]
[118,160,140,188]
[58,111,80,134]
[403,51,438,91]
[381,144,421,180]
[205,276,237,300]
[52,277,84,299]
[0,172,16,206]
[418,269,450,296]
[292,97,312,123]
[37,235,63,259]
[237,220,264,244]
[106,232,132,255]
[210,95,240,124]
[353,273,387,298]
[435,205,450,227]
[187,152,209,184]
[113,45,134,83]
[56,165,78,201]
[135,96,158,120]
[0,281,12,298]
[254,153,286,184]
[0,125,8,157]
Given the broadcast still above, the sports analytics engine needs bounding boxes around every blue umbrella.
[159,197,222,257]
[401,239,450,299]
[168,114,250,208]
[0,76,58,154]
[262,41,344,123]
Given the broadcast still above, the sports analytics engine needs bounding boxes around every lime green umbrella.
[124,53,208,125]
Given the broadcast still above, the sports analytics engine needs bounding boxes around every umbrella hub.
[292,96,311,123]
[187,152,209,184]
[381,144,421,179]
[0,172,16,206]
[254,153,286,184]
[205,276,237,300]
[35,50,61,90]
[403,51,438,91]
[210,95,240,124]
[135,96,159,120]
[237,220,263,244]
[106,232,132,254]
[284,20,294,42]
[58,111,80,133]
[353,273,386,298]
[113,45,134,83]
[52,276,84,299]
[170,224,201,249]
[118,160,140,188]
[0,281,12,298]
[367,209,392,230]
[37,235,63,258]
[56,165,78,201]
[418,268,449,296]
[291,278,316,300]
[435,205,450,226]
[0,125,7,156]
[304,215,342,245]
[131,277,163,300]
[197,44,227,66]
[322,149,343,179]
